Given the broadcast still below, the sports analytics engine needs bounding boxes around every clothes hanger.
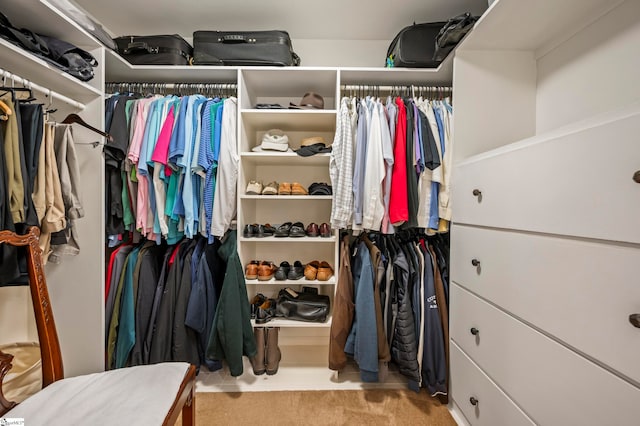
[61,113,114,142]
[0,99,11,120]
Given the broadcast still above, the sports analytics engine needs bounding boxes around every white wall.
[0,287,30,345]
[536,0,640,133]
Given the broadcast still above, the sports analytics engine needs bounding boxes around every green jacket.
[206,231,256,376]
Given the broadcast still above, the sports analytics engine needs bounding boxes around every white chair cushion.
[5,362,191,426]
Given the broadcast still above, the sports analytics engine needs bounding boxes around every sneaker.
[246,180,263,195]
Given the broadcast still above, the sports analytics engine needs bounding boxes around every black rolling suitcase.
[114,34,192,65]
[192,30,300,66]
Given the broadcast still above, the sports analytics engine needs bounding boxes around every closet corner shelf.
[458,0,618,52]
[240,109,337,131]
[105,49,239,83]
[251,316,332,328]
[4,0,102,49]
[245,277,337,285]
[339,55,453,86]
[240,152,330,166]
[239,236,337,243]
[240,194,332,200]
[0,38,102,103]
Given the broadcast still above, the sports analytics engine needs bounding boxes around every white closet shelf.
[458,0,620,52]
[241,67,337,97]
[245,277,336,285]
[0,38,102,104]
[239,236,337,243]
[340,55,454,86]
[3,0,102,49]
[251,316,332,328]
[240,195,332,200]
[105,49,239,83]
[241,109,336,130]
[240,152,330,166]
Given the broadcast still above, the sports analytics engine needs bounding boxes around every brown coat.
[329,235,355,371]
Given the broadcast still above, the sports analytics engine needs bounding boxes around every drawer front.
[451,110,640,244]
[451,342,535,426]
[451,224,640,383]
[451,283,640,426]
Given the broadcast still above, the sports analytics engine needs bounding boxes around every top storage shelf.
[1,0,101,49]
[458,0,621,52]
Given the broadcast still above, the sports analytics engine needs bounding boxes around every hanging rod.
[105,82,237,95]
[341,84,452,92]
[0,68,85,110]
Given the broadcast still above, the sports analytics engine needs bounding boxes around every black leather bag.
[385,22,446,68]
[114,35,192,65]
[192,30,300,66]
[276,287,330,323]
[432,13,479,61]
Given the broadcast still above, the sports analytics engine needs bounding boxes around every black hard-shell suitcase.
[114,34,192,65]
[192,30,300,66]
[385,22,446,68]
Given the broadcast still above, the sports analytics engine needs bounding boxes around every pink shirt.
[389,98,408,225]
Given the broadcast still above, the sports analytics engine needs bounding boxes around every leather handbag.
[276,287,330,323]
[385,22,446,68]
[432,13,479,61]
[192,30,300,66]
[114,35,192,65]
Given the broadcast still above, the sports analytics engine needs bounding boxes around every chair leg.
[181,386,195,426]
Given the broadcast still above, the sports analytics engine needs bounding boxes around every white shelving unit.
[0,0,105,378]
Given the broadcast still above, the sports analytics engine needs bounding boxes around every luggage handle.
[124,41,156,54]
[221,34,251,43]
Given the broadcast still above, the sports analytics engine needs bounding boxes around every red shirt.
[389,98,408,225]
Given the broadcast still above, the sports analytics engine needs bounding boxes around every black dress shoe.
[274,222,292,237]
[256,224,276,238]
[243,224,258,238]
[275,261,291,280]
[289,221,306,237]
[256,299,277,324]
[287,260,305,280]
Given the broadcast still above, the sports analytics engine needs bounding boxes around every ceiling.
[75,0,487,41]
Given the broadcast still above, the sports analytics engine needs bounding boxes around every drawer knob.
[471,259,481,267]
[630,314,640,328]
[470,327,480,336]
[633,171,640,183]
[470,396,479,406]
[472,189,482,197]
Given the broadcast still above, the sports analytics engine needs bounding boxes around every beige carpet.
[183,390,456,425]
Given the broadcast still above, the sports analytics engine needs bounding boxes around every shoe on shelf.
[258,261,277,281]
[278,182,291,195]
[290,182,308,195]
[262,181,279,195]
[265,327,282,375]
[255,224,276,238]
[275,261,291,281]
[319,222,331,238]
[245,260,260,280]
[246,180,263,195]
[317,261,334,281]
[243,224,258,238]
[305,222,319,237]
[274,222,292,237]
[250,293,267,319]
[256,299,277,324]
[304,260,321,280]
[288,221,306,237]
[308,182,332,195]
[287,260,305,280]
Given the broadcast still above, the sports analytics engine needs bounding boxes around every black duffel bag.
[192,30,300,66]
[385,21,446,68]
[432,13,479,61]
[276,287,330,323]
[114,35,192,65]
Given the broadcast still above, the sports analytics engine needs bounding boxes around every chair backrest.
[0,227,64,416]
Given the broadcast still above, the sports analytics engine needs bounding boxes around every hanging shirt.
[211,97,238,237]
[382,98,397,234]
[438,100,453,224]
[389,97,408,225]
[330,97,354,230]
[352,99,369,229]
[183,96,208,238]
[362,99,385,231]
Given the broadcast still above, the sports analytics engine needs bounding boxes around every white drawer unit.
[451,106,640,244]
[451,283,640,426]
[450,342,535,426]
[450,224,640,384]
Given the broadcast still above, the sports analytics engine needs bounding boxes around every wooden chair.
[0,227,196,425]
